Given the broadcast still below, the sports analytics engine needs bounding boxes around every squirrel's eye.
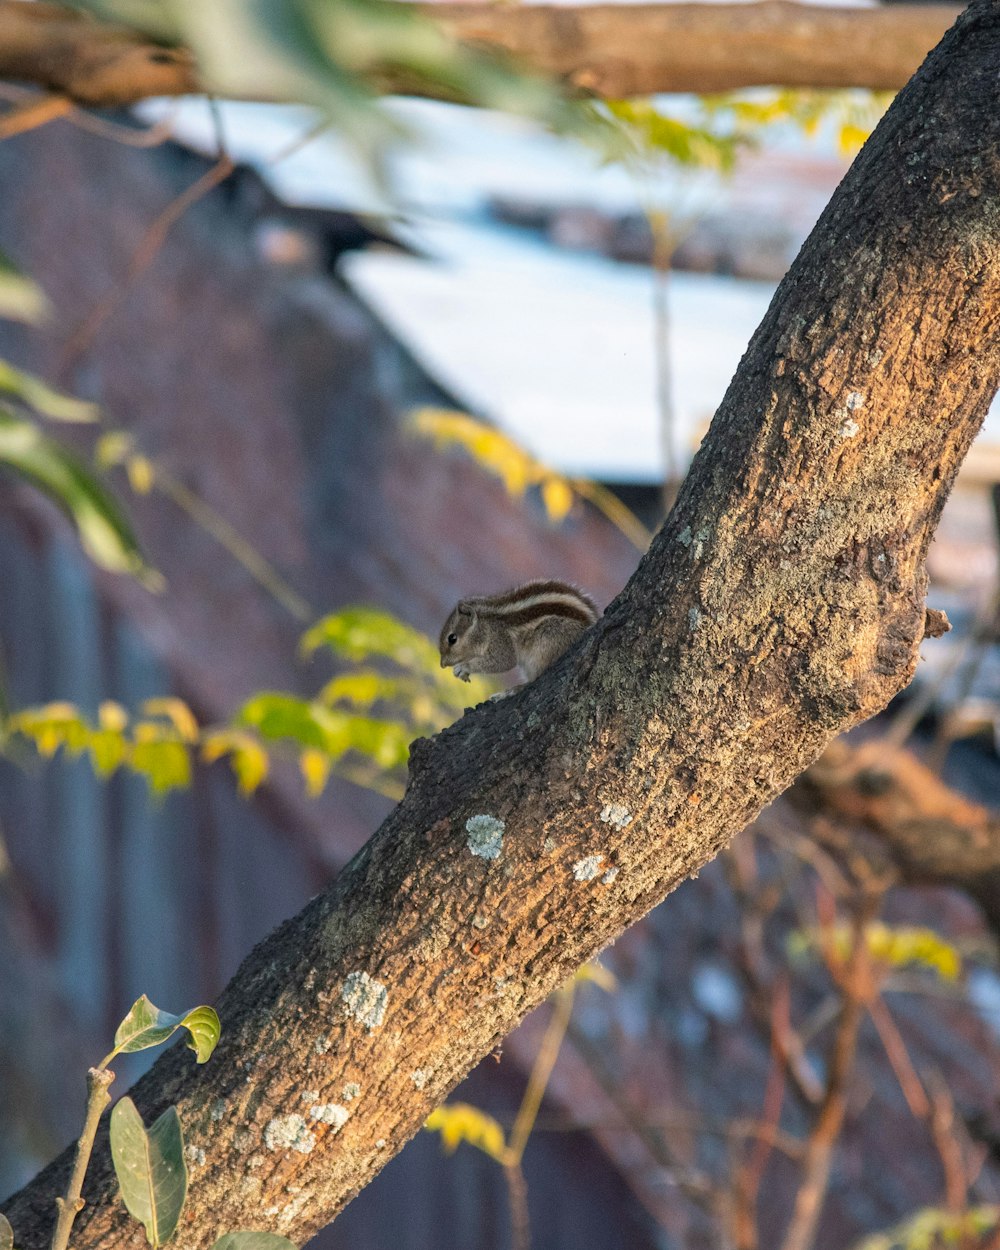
[447,632,458,646]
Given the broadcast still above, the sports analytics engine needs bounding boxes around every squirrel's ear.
[457,602,474,617]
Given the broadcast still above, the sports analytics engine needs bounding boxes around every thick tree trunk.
[5,2,1000,1247]
[0,1,962,105]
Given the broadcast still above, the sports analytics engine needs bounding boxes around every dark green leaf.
[110,1099,187,1247]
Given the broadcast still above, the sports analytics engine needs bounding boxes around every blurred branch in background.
[0,2,961,114]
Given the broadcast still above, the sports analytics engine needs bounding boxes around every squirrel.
[439,580,600,687]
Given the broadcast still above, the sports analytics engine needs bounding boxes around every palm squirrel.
[439,580,600,686]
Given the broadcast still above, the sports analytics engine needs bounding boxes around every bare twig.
[59,152,235,371]
[49,1067,115,1250]
[0,92,71,140]
[779,892,880,1250]
[867,993,930,1120]
[731,977,791,1250]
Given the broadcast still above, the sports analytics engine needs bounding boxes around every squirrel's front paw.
[453,665,472,682]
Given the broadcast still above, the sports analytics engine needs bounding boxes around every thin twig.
[506,984,575,1166]
[0,93,72,141]
[0,82,178,148]
[779,893,879,1250]
[504,1161,531,1250]
[732,977,791,1250]
[60,152,235,371]
[498,983,577,1250]
[49,1067,115,1250]
[571,477,653,552]
[152,465,313,623]
[867,993,930,1120]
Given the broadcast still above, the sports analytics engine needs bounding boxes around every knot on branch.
[923,608,951,639]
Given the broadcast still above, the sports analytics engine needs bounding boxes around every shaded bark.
[5,2,1000,1248]
[797,739,1000,933]
[0,0,962,107]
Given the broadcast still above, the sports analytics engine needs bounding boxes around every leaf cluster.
[5,609,495,800]
[0,253,155,586]
[788,921,962,982]
[66,0,578,158]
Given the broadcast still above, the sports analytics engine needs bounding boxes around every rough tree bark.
[0,0,962,105]
[5,1,1000,1247]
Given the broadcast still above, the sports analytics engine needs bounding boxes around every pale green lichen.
[411,1069,429,1089]
[210,1099,227,1122]
[602,866,620,885]
[342,1082,361,1101]
[314,1036,332,1054]
[573,855,604,882]
[466,813,505,859]
[184,1144,206,1167]
[341,970,388,1030]
[300,1090,319,1103]
[310,1103,349,1131]
[264,1114,316,1154]
[599,803,633,830]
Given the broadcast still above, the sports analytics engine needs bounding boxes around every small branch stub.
[923,609,952,639]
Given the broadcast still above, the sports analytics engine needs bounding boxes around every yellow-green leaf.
[540,476,574,523]
[0,248,49,325]
[0,411,157,586]
[127,453,155,495]
[107,994,221,1065]
[424,1103,506,1162]
[99,701,129,733]
[574,961,617,992]
[0,360,99,423]
[300,748,331,797]
[142,698,200,744]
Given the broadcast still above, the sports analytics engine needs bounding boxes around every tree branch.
[5,1,1000,1248]
[795,739,1000,933]
[427,1,962,96]
[0,0,963,109]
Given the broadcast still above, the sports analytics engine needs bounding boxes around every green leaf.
[0,361,100,423]
[70,0,578,163]
[129,735,192,795]
[0,411,158,586]
[301,608,439,670]
[0,248,49,325]
[0,1212,14,1250]
[110,1098,187,1248]
[237,693,341,752]
[212,1236,299,1250]
[108,995,221,1065]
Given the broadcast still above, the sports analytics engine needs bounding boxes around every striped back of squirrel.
[460,580,599,628]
